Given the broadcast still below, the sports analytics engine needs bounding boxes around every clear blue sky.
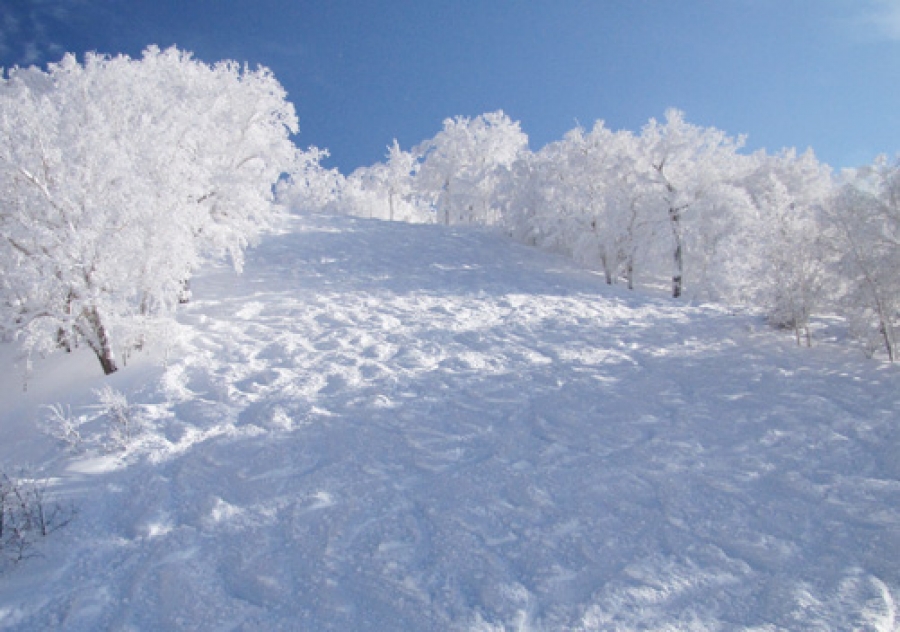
[2,0,898,173]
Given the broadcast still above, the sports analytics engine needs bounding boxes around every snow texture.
[1,213,899,630]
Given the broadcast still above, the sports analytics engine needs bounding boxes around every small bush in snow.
[41,403,84,451]
[0,471,76,567]
[94,386,141,451]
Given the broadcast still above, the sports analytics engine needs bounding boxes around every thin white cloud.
[0,1,85,68]
[858,0,900,42]
[20,42,44,67]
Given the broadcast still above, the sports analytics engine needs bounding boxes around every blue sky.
[2,0,898,173]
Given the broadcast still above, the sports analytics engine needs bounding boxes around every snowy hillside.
[1,213,899,630]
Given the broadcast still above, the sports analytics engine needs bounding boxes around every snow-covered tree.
[826,157,900,361]
[381,139,420,222]
[636,109,753,298]
[506,112,754,298]
[743,149,833,345]
[502,139,576,255]
[276,146,343,213]
[492,152,545,244]
[338,140,425,222]
[414,111,527,225]
[556,122,656,288]
[0,47,298,374]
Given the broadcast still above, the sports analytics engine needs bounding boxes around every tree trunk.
[875,297,896,362]
[179,279,191,304]
[594,221,613,285]
[57,290,77,351]
[882,325,895,363]
[79,306,118,375]
[669,206,684,298]
[858,258,896,362]
[443,178,451,226]
[56,328,72,352]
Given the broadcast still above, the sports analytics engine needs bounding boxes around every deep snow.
[1,212,899,630]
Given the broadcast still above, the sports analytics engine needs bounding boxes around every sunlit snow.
[1,213,898,630]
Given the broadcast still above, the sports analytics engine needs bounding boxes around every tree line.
[3,48,898,374]
[282,111,900,362]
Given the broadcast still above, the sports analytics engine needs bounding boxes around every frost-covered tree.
[556,123,656,288]
[494,113,755,297]
[492,152,546,244]
[381,139,420,222]
[338,140,425,222]
[0,47,298,374]
[550,125,618,279]
[414,111,527,225]
[276,146,343,213]
[826,157,900,361]
[502,139,576,255]
[743,149,833,345]
[511,111,753,298]
[636,109,753,298]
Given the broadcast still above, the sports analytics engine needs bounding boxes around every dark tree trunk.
[80,306,118,375]
[654,160,686,299]
[56,328,72,352]
[57,290,77,351]
[877,304,896,363]
[669,206,684,298]
[442,177,452,226]
[179,279,191,304]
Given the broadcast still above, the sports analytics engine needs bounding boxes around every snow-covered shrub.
[94,386,141,451]
[0,471,76,567]
[40,403,84,451]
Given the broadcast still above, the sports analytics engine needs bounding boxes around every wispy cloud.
[856,0,900,42]
[0,0,84,68]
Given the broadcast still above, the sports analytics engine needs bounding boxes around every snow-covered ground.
[1,212,899,630]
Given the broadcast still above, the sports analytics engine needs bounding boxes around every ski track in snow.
[2,213,900,630]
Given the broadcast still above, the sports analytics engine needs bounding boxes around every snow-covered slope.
[1,213,899,630]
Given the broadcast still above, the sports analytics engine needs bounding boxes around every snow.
[1,212,899,630]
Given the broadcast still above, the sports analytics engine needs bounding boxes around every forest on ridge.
[2,47,900,375]
[288,110,900,364]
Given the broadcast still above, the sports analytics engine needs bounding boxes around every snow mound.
[1,213,899,630]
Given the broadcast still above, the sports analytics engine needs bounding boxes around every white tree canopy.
[741,149,833,343]
[635,109,754,298]
[0,46,298,374]
[827,156,900,360]
[414,111,528,225]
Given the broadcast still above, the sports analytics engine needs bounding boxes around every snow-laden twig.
[40,403,84,451]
